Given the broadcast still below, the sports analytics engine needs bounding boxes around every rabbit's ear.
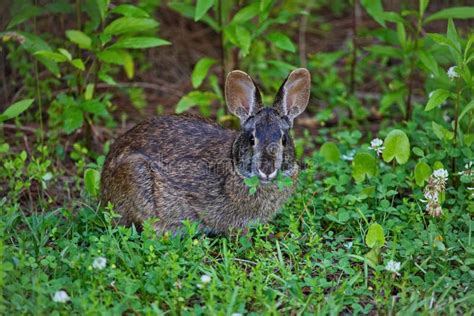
[225,70,262,122]
[274,68,311,123]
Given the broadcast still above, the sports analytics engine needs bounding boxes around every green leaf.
[70,59,85,71]
[447,18,461,52]
[459,100,474,123]
[103,17,158,35]
[396,22,406,47]
[34,50,68,62]
[0,143,10,153]
[267,32,296,52]
[65,30,92,49]
[428,33,460,53]
[231,3,259,24]
[382,129,410,164]
[419,0,429,17]
[365,223,385,249]
[82,100,107,115]
[63,107,84,134]
[195,0,214,21]
[0,99,34,122]
[97,49,134,78]
[352,152,377,183]
[320,142,340,163]
[85,84,94,100]
[432,121,454,141]
[191,57,216,89]
[425,89,450,111]
[84,168,101,197]
[175,91,217,113]
[418,50,439,76]
[58,48,72,61]
[415,162,432,186]
[360,0,386,27]
[111,4,150,18]
[425,6,474,23]
[109,37,170,49]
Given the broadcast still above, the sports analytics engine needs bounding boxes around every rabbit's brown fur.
[101,69,311,234]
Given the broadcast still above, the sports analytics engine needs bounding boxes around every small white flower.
[200,274,211,284]
[465,161,473,169]
[92,256,107,270]
[423,190,438,202]
[369,138,385,156]
[447,66,459,80]
[344,242,353,250]
[433,169,449,181]
[53,290,70,303]
[385,260,401,275]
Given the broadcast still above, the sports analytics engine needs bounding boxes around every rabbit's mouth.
[257,168,278,183]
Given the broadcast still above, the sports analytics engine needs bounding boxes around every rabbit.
[100,68,311,235]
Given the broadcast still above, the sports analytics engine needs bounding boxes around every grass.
[2,137,473,315]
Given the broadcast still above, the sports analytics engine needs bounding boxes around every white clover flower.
[92,256,107,270]
[433,169,449,180]
[369,138,385,156]
[385,260,401,275]
[53,290,71,303]
[447,66,459,80]
[201,274,211,284]
[423,190,439,203]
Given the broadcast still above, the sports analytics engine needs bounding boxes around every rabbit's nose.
[258,169,278,181]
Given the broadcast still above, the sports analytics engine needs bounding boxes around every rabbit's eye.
[249,135,255,146]
[282,135,288,146]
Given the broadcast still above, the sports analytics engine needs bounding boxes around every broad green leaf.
[365,223,385,248]
[168,2,219,31]
[70,59,85,71]
[267,32,296,52]
[0,99,34,122]
[365,248,380,267]
[191,57,216,88]
[320,142,340,163]
[425,89,450,111]
[84,168,101,197]
[0,143,9,153]
[85,84,94,100]
[97,49,134,78]
[65,30,92,49]
[231,3,259,24]
[63,107,84,134]
[82,100,107,115]
[382,129,410,164]
[195,0,214,21]
[360,0,386,27]
[109,37,170,49]
[34,50,68,62]
[415,161,432,186]
[103,17,158,35]
[175,91,217,113]
[432,121,454,141]
[58,48,72,61]
[428,33,460,53]
[418,50,439,76]
[425,6,474,23]
[352,152,377,182]
[111,4,150,17]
